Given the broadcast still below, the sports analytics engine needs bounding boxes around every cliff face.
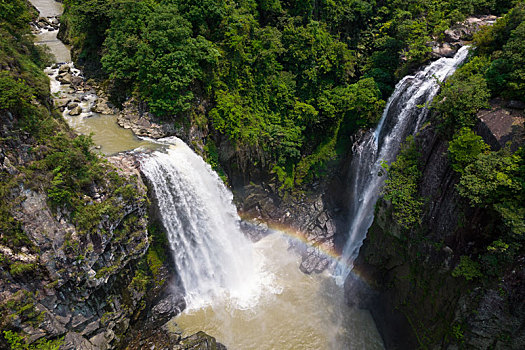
[0,107,155,348]
[346,119,525,349]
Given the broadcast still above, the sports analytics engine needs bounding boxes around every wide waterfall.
[141,138,263,309]
[334,46,470,284]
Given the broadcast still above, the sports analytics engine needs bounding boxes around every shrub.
[452,256,482,281]
[434,74,490,136]
[448,128,489,173]
[382,136,424,230]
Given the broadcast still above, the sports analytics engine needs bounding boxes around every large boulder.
[68,105,82,116]
[91,98,114,115]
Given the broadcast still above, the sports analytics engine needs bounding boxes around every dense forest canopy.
[61,0,517,190]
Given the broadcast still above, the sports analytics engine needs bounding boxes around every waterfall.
[334,47,470,284]
[141,137,263,309]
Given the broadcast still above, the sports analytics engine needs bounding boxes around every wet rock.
[67,102,79,109]
[70,76,84,89]
[149,296,186,328]
[54,98,70,109]
[344,272,378,309]
[58,64,71,74]
[57,73,72,84]
[69,105,82,116]
[300,248,329,274]
[91,99,113,115]
[175,331,227,350]
[239,219,270,242]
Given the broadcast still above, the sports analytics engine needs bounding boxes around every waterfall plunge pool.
[174,231,384,350]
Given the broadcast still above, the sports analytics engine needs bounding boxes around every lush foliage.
[448,127,489,173]
[434,71,490,135]
[61,0,510,191]
[3,331,62,350]
[432,2,525,282]
[382,136,424,230]
[475,3,525,101]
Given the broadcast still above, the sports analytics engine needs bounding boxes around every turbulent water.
[334,47,470,284]
[175,233,384,350]
[141,138,384,349]
[141,138,266,309]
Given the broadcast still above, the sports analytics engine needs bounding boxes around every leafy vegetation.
[3,331,62,350]
[448,127,489,173]
[382,136,424,230]
[61,0,513,191]
[430,3,525,282]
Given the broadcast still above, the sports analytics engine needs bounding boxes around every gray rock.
[54,98,70,109]
[150,295,186,325]
[507,100,525,110]
[91,99,113,115]
[58,65,71,74]
[70,76,84,89]
[432,42,457,58]
[175,331,227,350]
[325,220,336,238]
[61,332,95,350]
[57,73,72,85]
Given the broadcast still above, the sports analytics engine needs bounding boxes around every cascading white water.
[141,137,264,309]
[334,47,470,284]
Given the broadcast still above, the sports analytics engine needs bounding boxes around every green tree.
[448,128,489,173]
[434,74,490,135]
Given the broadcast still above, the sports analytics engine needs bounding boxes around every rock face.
[0,127,150,349]
[117,99,179,139]
[233,158,347,274]
[345,123,525,349]
[431,15,498,59]
[476,99,525,151]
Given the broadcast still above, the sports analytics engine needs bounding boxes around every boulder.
[57,73,72,85]
[175,331,227,350]
[432,42,457,59]
[91,99,113,115]
[70,76,84,89]
[69,106,82,116]
[58,64,71,74]
[67,102,79,110]
[54,98,70,109]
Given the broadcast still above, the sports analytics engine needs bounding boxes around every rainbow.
[239,214,374,288]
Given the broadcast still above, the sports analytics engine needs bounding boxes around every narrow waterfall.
[141,138,261,309]
[334,47,470,284]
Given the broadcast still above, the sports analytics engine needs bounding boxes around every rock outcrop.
[431,15,498,59]
[117,99,179,139]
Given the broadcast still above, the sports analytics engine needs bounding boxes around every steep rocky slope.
[346,114,524,349]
